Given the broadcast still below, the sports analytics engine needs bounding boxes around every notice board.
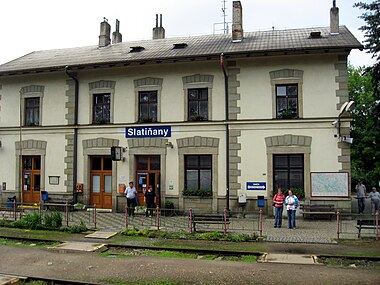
[311,172,349,197]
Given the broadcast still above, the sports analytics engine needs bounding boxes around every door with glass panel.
[135,156,160,207]
[90,156,112,209]
[22,156,41,204]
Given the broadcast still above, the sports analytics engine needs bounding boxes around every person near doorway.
[144,185,156,217]
[356,181,367,214]
[285,189,299,229]
[125,181,137,216]
[273,188,285,228]
[368,187,380,215]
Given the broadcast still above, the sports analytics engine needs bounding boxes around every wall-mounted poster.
[311,172,349,197]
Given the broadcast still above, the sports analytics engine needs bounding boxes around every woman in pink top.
[273,188,285,228]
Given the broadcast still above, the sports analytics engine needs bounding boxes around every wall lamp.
[333,100,355,140]
[166,141,174,148]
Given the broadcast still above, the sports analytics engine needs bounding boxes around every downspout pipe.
[220,53,230,213]
[65,66,79,204]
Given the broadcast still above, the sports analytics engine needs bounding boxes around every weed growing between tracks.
[0,238,60,248]
[319,257,380,269]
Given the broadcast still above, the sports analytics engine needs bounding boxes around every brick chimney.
[232,1,243,42]
[153,14,165,40]
[330,0,339,34]
[112,19,122,44]
[99,18,111,47]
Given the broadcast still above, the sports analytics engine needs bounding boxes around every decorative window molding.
[177,136,219,212]
[134,77,163,123]
[269,69,304,119]
[265,134,311,199]
[182,74,213,121]
[20,85,44,127]
[89,80,116,124]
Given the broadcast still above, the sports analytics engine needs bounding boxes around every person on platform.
[356,181,367,214]
[368,187,380,215]
[273,188,285,228]
[285,189,299,229]
[144,185,156,217]
[124,181,137,216]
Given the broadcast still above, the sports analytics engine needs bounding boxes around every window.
[276,84,298,119]
[93,93,110,124]
[138,91,157,123]
[185,155,212,193]
[24,97,40,126]
[273,154,304,191]
[188,88,208,121]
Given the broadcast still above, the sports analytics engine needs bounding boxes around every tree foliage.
[349,65,380,187]
[354,1,380,126]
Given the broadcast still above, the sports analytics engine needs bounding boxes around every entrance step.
[49,241,107,253]
[259,253,317,265]
[85,231,118,239]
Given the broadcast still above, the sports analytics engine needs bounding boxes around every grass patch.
[121,228,257,242]
[319,257,380,269]
[100,279,180,285]
[24,281,48,285]
[341,252,380,258]
[224,255,257,262]
[0,238,60,248]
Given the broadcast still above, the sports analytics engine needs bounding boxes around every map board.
[311,172,349,197]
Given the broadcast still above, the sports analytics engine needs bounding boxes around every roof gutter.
[220,53,230,213]
[65,66,79,204]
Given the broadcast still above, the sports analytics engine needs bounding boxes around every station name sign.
[247,182,266,190]
[126,126,171,138]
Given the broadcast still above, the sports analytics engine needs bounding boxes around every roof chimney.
[330,0,339,34]
[232,1,243,42]
[153,14,165,39]
[112,19,122,44]
[99,18,111,47]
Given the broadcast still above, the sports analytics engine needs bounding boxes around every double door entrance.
[135,155,161,207]
[22,156,41,204]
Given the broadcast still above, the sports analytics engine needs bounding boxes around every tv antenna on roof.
[213,0,231,34]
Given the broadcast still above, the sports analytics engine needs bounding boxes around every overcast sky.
[0,0,374,66]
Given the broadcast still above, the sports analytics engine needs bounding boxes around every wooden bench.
[44,198,74,212]
[189,213,230,232]
[356,218,377,238]
[302,204,336,220]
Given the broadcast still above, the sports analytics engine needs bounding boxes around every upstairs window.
[93,93,110,124]
[139,91,157,123]
[276,84,298,119]
[188,88,208,121]
[24,97,40,126]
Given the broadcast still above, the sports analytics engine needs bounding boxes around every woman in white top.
[285,189,299,229]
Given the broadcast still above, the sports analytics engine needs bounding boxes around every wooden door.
[22,156,41,204]
[90,156,112,209]
[135,156,160,207]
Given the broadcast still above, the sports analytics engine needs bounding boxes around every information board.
[311,172,349,197]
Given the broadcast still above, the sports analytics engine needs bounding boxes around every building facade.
[0,2,362,213]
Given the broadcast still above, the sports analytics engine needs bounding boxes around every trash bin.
[7,196,16,208]
[41,191,49,201]
[257,195,265,208]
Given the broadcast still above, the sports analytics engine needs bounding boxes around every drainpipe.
[220,53,230,212]
[65,66,79,204]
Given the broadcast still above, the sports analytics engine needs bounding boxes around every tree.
[354,1,380,125]
[352,1,380,188]
[349,65,380,187]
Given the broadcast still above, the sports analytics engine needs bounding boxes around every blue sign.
[247,182,266,190]
[126,126,171,138]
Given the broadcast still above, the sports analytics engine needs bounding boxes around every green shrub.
[44,212,62,228]
[62,221,87,233]
[12,213,42,230]
[183,188,212,197]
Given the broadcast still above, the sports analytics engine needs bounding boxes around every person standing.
[144,185,156,217]
[273,188,285,228]
[368,187,380,215]
[285,189,299,229]
[356,181,367,214]
[124,181,137,216]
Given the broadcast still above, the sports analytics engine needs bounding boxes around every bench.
[44,198,74,212]
[189,213,230,232]
[356,218,377,238]
[302,204,336,220]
